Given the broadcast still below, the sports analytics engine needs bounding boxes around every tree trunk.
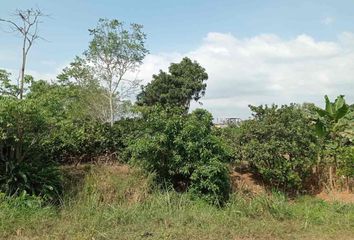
[109,92,114,126]
[329,166,334,190]
[20,37,26,99]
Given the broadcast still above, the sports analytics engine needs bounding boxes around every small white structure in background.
[214,117,242,128]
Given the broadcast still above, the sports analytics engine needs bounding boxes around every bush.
[190,159,231,205]
[0,97,62,201]
[232,104,318,193]
[128,106,231,205]
[0,158,62,202]
[112,118,143,163]
[27,80,124,163]
[42,120,122,163]
[337,146,354,178]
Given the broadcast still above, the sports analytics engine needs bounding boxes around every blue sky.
[1,0,354,118]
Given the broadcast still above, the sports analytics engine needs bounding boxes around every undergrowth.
[0,165,353,240]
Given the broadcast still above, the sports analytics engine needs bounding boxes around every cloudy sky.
[1,0,353,118]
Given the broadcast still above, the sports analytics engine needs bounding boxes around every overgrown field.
[1,165,353,240]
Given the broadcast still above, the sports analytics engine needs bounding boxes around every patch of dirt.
[230,167,354,204]
[230,170,266,195]
[316,191,354,204]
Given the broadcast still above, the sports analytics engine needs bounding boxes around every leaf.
[315,107,329,117]
[315,121,326,137]
[18,171,28,183]
[324,95,334,116]
[335,103,349,121]
[334,95,345,111]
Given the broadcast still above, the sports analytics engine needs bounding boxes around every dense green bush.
[0,97,62,201]
[231,104,318,193]
[43,121,122,163]
[337,146,354,178]
[128,106,231,205]
[0,158,62,202]
[189,159,230,204]
[27,80,124,163]
[112,117,144,162]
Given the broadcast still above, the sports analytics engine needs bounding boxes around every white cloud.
[138,32,354,118]
[322,17,334,25]
[26,69,58,81]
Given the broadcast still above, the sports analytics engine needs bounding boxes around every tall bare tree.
[0,8,45,99]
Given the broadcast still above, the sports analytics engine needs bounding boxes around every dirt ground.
[316,191,354,203]
[230,168,354,204]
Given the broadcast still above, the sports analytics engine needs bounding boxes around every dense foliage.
[312,95,354,189]
[128,107,231,204]
[0,97,62,201]
[26,80,123,163]
[228,104,318,193]
[137,57,208,111]
[0,12,353,207]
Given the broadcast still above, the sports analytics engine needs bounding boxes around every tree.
[314,95,353,142]
[0,97,62,200]
[313,95,353,189]
[137,57,208,111]
[84,18,148,126]
[0,70,19,97]
[128,107,231,205]
[233,104,318,193]
[0,8,46,99]
[57,56,97,87]
[57,57,111,122]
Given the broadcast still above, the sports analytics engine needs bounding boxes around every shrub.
[233,104,318,193]
[0,158,62,202]
[112,118,143,162]
[42,120,122,163]
[128,106,231,205]
[190,159,231,205]
[27,80,124,163]
[0,97,62,201]
[337,146,354,178]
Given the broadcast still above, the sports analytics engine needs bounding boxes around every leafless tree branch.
[0,7,47,99]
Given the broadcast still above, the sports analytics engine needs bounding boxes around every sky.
[0,0,354,119]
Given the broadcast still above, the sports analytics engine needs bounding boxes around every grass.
[0,164,353,240]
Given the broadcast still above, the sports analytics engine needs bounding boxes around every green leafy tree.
[0,97,62,200]
[137,57,208,111]
[27,80,122,163]
[57,56,97,87]
[233,104,318,193]
[85,18,148,126]
[0,70,19,98]
[0,70,34,98]
[57,57,112,122]
[129,107,231,205]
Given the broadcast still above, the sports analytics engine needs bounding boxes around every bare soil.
[230,168,354,203]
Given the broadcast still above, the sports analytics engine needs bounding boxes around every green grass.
[0,165,353,240]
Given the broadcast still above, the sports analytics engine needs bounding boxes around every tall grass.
[1,165,353,240]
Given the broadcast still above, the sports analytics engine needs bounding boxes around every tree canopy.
[137,57,208,111]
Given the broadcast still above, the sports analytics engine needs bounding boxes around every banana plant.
[313,95,353,190]
[314,95,353,142]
